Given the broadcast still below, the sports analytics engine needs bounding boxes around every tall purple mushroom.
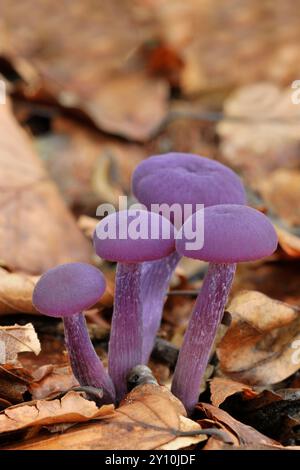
[132,153,246,362]
[93,209,175,401]
[171,204,278,413]
[32,263,116,404]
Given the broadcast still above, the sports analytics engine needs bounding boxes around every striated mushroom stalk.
[140,251,180,363]
[94,209,175,401]
[171,205,278,414]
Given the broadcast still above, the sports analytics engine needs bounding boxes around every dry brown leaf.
[220,388,300,445]
[28,365,78,400]
[0,391,113,435]
[198,402,280,449]
[0,268,38,315]
[83,73,168,141]
[3,385,204,450]
[0,324,40,364]
[217,290,300,385]
[0,102,91,274]
[210,378,257,407]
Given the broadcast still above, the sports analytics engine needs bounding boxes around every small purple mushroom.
[171,204,278,413]
[93,209,175,401]
[32,262,116,404]
[132,153,246,362]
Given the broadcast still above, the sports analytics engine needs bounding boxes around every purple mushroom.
[132,153,246,362]
[32,262,116,404]
[171,204,278,413]
[93,209,175,401]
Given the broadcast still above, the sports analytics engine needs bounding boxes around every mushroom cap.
[94,209,176,263]
[32,263,106,318]
[132,153,246,216]
[176,204,278,263]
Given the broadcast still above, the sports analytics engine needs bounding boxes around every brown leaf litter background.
[0,0,300,450]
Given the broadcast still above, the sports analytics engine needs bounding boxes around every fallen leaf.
[0,102,91,274]
[2,385,205,450]
[0,324,40,364]
[28,364,78,400]
[217,291,300,385]
[197,402,280,449]
[221,388,300,445]
[210,378,257,407]
[0,390,113,435]
[0,365,29,406]
[0,268,38,315]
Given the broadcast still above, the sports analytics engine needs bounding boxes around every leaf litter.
[1,0,300,451]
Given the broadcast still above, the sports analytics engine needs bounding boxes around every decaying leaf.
[221,388,300,445]
[197,402,281,450]
[0,324,40,364]
[2,385,205,450]
[217,290,300,385]
[0,102,91,274]
[210,377,257,408]
[0,364,30,406]
[0,390,113,435]
[0,268,38,315]
[28,365,78,400]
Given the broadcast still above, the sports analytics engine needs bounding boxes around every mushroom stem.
[108,263,143,401]
[141,251,181,363]
[171,262,236,414]
[63,313,116,404]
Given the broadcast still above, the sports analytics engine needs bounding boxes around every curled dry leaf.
[210,377,257,408]
[0,323,40,364]
[0,390,113,435]
[217,290,300,385]
[28,365,78,400]
[0,102,91,274]
[197,402,281,450]
[221,388,300,445]
[0,268,38,315]
[2,384,205,450]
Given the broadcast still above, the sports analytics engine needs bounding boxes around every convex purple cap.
[132,153,246,215]
[33,263,106,318]
[176,204,278,263]
[94,210,176,263]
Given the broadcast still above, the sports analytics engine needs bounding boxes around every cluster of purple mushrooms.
[33,153,278,415]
